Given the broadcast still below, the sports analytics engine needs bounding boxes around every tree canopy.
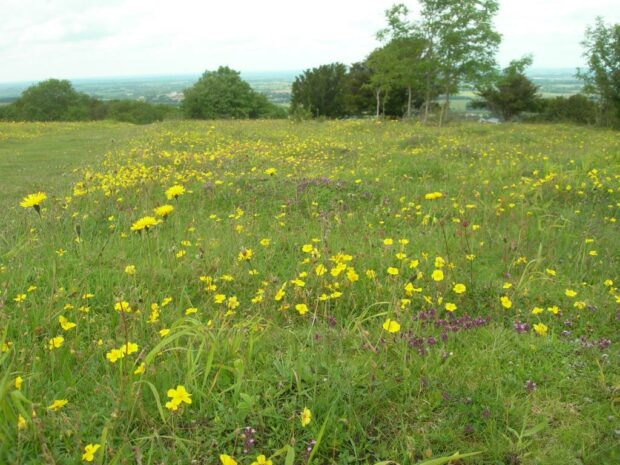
[476,56,539,121]
[182,67,284,119]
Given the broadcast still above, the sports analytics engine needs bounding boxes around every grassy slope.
[0,120,618,465]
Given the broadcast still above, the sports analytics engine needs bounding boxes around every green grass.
[0,120,618,465]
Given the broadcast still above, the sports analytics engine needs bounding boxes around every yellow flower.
[220,454,238,465]
[47,399,68,411]
[251,454,273,465]
[159,328,170,337]
[445,302,457,312]
[59,315,76,331]
[82,444,101,462]
[15,376,23,390]
[114,301,132,313]
[452,283,466,294]
[382,319,401,333]
[260,238,270,246]
[545,268,556,276]
[106,348,124,363]
[165,184,186,200]
[383,238,393,246]
[295,303,308,315]
[387,267,399,276]
[185,307,198,315]
[565,289,577,298]
[120,342,139,355]
[20,192,47,210]
[302,244,314,253]
[48,336,64,350]
[14,293,26,303]
[264,167,277,175]
[500,296,512,309]
[300,407,312,427]
[431,269,444,282]
[238,248,253,261]
[17,414,27,430]
[130,216,159,232]
[154,204,174,218]
[134,363,146,375]
[274,288,286,301]
[124,265,136,275]
[166,385,192,411]
[424,192,443,200]
[533,322,548,337]
[531,307,544,314]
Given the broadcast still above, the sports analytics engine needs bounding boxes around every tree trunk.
[375,89,381,119]
[423,73,431,124]
[407,86,412,119]
[439,82,450,127]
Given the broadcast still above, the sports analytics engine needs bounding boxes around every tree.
[343,62,376,116]
[290,63,348,118]
[420,0,502,125]
[11,79,93,121]
[579,17,620,126]
[182,66,280,119]
[476,56,539,121]
[378,5,440,121]
[367,46,400,118]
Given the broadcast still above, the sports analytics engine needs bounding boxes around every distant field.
[0,120,618,465]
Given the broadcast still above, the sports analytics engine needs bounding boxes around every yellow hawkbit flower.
[165,184,186,200]
[500,296,512,309]
[20,192,47,211]
[154,204,174,218]
[431,269,444,282]
[295,303,308,315]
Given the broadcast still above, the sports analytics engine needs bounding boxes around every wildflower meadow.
[0,120,618,464]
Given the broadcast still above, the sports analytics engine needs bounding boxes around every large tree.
[476,56,539,121]
[579,17,620,126]
[290,63,348,118]
[422,0,502,125]
[182,66,280,119]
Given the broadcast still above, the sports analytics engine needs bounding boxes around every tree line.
[0,67,285,124]
[1,3,617,127]
[291,2,619,127]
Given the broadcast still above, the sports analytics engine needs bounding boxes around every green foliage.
[9,79,95,122]
[291,63,348,118]
[532,94,598,125]
[105,100,174,125]
[182,66,283,119]
[476,56,539,121]
[579,17,620,127]
[0,79,177,125]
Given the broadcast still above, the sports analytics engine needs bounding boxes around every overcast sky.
[1,0,619,83]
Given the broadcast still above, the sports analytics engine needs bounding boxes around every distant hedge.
[0,79,176,124]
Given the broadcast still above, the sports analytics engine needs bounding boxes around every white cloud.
[0,0,619,82]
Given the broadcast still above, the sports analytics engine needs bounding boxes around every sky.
[1,0,619,83]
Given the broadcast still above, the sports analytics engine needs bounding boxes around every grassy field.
[0,120,619,465]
